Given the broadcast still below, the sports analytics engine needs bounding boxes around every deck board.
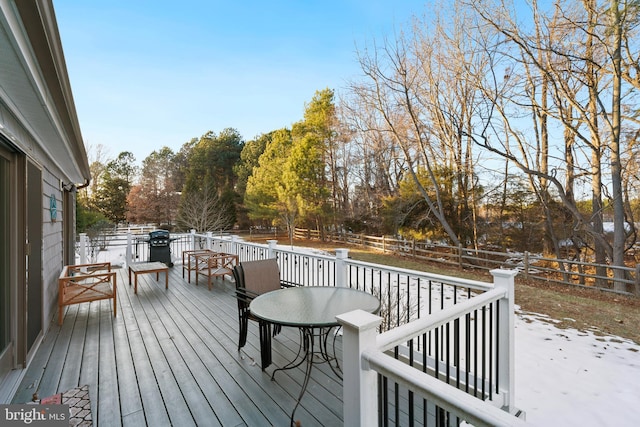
[56,305,86,394]
[97,299,121,426]
[12,264,345,426]
[82,302,103,423]
[18,313,62,401]
[115,271,145,427]
[134,289,196,427]
[37,304,78,398]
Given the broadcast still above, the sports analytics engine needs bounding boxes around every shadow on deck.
[12,264,344,426]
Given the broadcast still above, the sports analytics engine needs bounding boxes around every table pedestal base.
[271,326,342,426]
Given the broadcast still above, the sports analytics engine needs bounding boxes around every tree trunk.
[585,0,609,286]
[609,0,627,291]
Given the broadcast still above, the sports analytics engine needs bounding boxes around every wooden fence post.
[635,264,640,295]
[524,251,529,280]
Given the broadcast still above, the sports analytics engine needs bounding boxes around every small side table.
[128,262,169,294]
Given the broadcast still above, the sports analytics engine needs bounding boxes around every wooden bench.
[58,262,117,325]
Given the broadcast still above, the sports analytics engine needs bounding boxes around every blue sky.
[54,0,426,165]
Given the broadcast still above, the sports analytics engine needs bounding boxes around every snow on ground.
[515,311,640,426]
[91,243,640,426]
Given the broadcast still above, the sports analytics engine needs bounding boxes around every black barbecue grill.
[148,229,174,267]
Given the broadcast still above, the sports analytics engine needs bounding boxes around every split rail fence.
[294,228,640,295]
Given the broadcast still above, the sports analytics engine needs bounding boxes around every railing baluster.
[408,336,415,427]
[382,375,388,427]
[465,311,471,394]
[394,371,399,426]
[473,308,478,398]
[455,317,460,388]
[446,322,450,384]
[496,299,501,396]
[489,301,494,400]
[482,305,487,400]
[435,327,440,380]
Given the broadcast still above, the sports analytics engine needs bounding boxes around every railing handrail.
[344,257,496,292]
[375,286,506,351]
[362,351,526,427]
[271,246,336,262]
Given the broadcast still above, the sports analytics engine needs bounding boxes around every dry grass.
[264,238,640,345]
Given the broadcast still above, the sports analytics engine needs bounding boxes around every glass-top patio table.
[250,286,380,426]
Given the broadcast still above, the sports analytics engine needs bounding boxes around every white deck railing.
[78,231,524,425]
[338,269,525,426]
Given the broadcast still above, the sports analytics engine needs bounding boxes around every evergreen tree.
[179,129,243,230]
[244,128,293,227]
[93,152,137,224]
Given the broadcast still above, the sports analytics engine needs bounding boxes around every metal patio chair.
[233,258,290,370]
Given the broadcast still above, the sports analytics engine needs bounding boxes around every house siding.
[42,167,64,329]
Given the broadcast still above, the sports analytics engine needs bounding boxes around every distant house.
[0,0,90,400]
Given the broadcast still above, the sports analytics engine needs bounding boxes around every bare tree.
[609,0,627,287]
[85,143,110,200]
[462,0,638,290]
[352,36,465,244]
[339,91,405,232]
[346,4,487,246]
[177,183,233,232]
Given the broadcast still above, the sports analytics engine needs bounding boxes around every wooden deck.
[12,265,344,426]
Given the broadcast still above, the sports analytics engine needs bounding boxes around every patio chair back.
[238,258,281,295]
[232,258,283,370]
